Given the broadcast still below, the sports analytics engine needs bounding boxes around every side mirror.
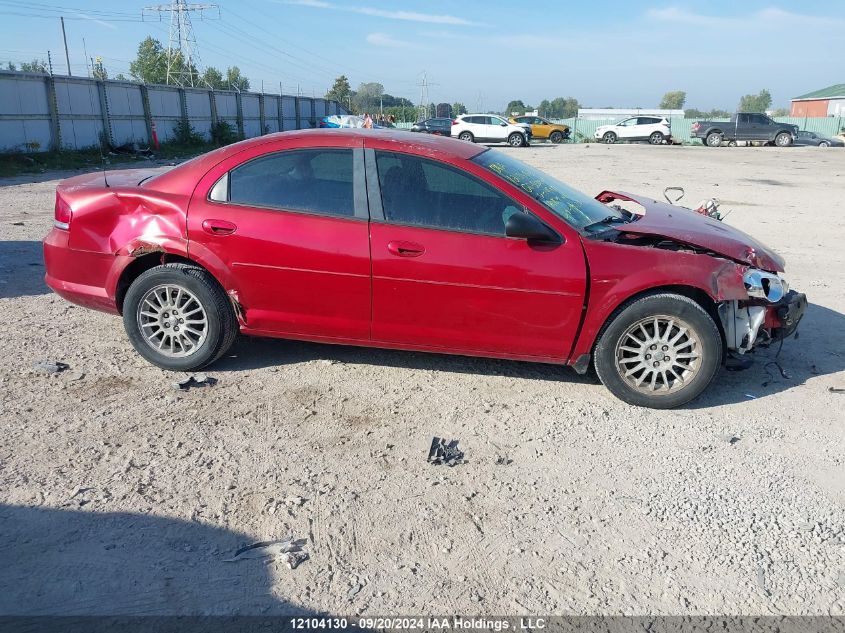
[505,211,559,242]
[500,122,507,126]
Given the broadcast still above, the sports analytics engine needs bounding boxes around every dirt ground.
[0,143,843,617]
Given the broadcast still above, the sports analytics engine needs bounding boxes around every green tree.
[738,89,772,113]
[547,97,580,118]
[770,107,790,117]
[129,36,168,84]
[5,61,16,71]
[505,100,527,115]
[202,66,226,89]
[451,102,467,116]
[20,59,48,73]
[659,90,686,110]
[326,75,353,106]
[353,82,385,113]
[114,73,128,81]
[538,99,551,117]
[225,66,250,91]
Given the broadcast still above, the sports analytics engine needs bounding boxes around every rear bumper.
[43,228,120,315]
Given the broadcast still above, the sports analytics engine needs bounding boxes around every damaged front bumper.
[719,289,807,358]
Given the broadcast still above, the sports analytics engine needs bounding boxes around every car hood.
[596,191,785,272]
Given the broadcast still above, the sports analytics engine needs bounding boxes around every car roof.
[147,128,485,192]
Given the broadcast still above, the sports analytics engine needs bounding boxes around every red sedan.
[43,129,805,408]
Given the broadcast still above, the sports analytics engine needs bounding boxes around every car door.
[365,146,587,359]
[734,113,751,139]
[533,117,552,139]
[487,115,510,141]
[187,140,372,339]
[615,118,636,139]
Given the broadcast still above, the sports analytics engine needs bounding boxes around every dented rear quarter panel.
[569,238,748,361]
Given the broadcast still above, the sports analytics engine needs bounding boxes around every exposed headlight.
[743,269,788,302]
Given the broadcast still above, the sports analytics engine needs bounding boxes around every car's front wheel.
[549,130,564,144]
[123,263,238,372]
[602,131,617,144]
[648,131,664,145]
[458,131,474,143]
[819,140,830,148]
[594,293,722,408]
[774,132,792,147]
[508,132,526,147]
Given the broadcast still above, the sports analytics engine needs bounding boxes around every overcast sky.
[1,0,842,111]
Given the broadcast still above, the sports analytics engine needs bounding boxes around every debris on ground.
[108,142,153,159]
[829,386,845,394]
[225,536,309,568]
[170,373,216,391]
[427,437,465,466]
[722,435,741,445]
[32,360,69,374]
[495,455,513,466]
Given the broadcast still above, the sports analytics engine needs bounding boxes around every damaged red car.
[43,129,806,408]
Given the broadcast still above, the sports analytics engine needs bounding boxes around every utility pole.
[83,38,90,78]
[417,71,437,122]
[60,17,71,76]
[143,0,219,87]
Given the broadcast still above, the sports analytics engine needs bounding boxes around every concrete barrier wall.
[0,70,349,152]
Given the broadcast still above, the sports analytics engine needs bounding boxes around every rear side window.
[223,149,354,217]
[375,151,520,236]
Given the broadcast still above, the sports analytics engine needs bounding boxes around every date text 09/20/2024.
[291,617,546,630]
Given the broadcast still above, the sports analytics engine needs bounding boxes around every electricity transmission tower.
[143,0,218,87]
[417,71,438,122]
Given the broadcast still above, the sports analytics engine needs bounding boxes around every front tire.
[774,132,792,147]
[508,132,526,147]
[648,131,664,145]
[549,130,564,144]
[705,131,723,147]
[122,263,238,372]
[602,131,617,144]
[594,293,722,408]
[819,141,830,147]
[458,131,474,143]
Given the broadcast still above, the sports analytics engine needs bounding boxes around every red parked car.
[43,129,805,408]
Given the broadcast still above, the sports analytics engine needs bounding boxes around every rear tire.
[774,132,792,147]
[819,141,830,148]
[508,132,526,147]
[602,131,617,144]
[458,131,474,143]
[727,140,737,147]
[122,263,238,372]
[705,131,723,147]
[549,130,563,144]
[648,131,664,145]
[594,293,722,408]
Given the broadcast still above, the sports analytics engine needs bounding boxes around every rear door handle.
[202,219,237,236]
[387,240,425,257]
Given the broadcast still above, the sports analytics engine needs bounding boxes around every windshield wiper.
[582,214,630,233]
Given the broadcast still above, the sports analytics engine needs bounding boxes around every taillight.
[54,193,72,230]
[451,119,458,125]
[691,122,700,130]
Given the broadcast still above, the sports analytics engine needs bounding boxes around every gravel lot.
[0,143,843,617]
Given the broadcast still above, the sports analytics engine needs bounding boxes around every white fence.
[0,70,349,152]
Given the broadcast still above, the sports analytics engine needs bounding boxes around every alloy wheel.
[137,284,208,358]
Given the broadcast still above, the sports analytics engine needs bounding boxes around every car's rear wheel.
[602,131,617,144]
[727,140,737,147]
[774,132,792,147]
[648,131,664,145]
[508,132,526,147]
[594,293,722,408]
[458,131,474,143]
[705,132,723,147]
[819,140,830,148]
[549,130,563,144]
[123,263,238,372]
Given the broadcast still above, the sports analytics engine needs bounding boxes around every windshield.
[472,149,625,232]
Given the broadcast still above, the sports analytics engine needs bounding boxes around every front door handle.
[387,240,425,257]
[202,219,237,236]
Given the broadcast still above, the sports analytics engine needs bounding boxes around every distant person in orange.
[363,113,373,129]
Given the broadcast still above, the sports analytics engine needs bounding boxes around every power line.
[143,0,218,87]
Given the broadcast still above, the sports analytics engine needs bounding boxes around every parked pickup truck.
[691,113,798,147]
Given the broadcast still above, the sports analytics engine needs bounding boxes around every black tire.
[819,141,830,147]
[508,132,526,147]
[122,263,238,372]
[727,140,737,147]
[458,131,474,143]
[705,131,723,147]
[602,131,617,144]
[593,293,722,409]
[549,130,563,144]
[774,132,792,147]
[648,131,664,145]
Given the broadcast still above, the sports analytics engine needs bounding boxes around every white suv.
[452,114,531,147]
[594,116,672,144]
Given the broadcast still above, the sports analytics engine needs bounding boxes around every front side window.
[224,149,354,217]
[376,151,521,236]
[489,116,507,126]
